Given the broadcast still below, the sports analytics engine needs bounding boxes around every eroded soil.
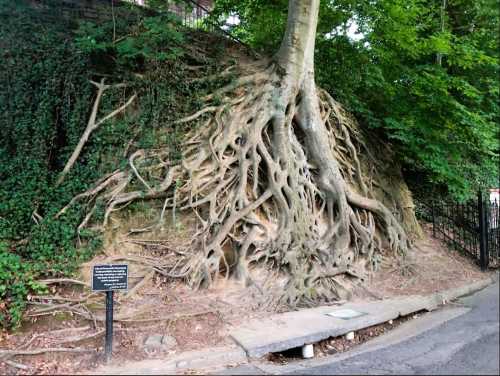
[0,223,493,375]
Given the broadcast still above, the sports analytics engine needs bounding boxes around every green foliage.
[0,0,101,328]
[76,12,186,70]
[211,0,499,200]
[0,0,224,328]
[210,0,288,51]
[0,244,45,329]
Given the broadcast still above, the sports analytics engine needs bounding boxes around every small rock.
[161,335,178,349]
[144,334,163,348]
[388,319,393,325]
[345,331,355,341]
[144,334,177,351]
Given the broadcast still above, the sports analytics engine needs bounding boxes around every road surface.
[287,279,499,375]
[219,278,499,375]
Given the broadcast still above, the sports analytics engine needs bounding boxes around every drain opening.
[267,346,304,363]
[267,310,427,363]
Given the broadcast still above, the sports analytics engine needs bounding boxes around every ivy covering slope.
[0,0,227,328]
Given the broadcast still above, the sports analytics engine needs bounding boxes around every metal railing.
[416,192,500,269]
[487,198,500,265]
[168,0,214,30]
[164,0,246,45]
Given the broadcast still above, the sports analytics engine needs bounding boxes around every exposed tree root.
[60,59,417,307]
[58,330,106,345]
[115,309,214,323]
[56,79,136,186]
[0,348,94,362]
[37,278,91,287]
[26,296,212,325]
[3,359,31,370]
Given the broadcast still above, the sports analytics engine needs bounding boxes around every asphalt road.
[286,278,500,375]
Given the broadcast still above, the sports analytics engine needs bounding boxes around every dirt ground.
[354,223,490,301]
[0,221,494,375]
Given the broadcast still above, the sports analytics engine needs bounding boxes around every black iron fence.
[416,192,499,270]
[168,0,215,31]
[166,0,245,45]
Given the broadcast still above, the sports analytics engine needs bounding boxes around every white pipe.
[302,344,314,359]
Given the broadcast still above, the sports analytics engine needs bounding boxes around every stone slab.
[230,277,494,358]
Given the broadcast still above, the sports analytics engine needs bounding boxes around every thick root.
[62,62,415,307]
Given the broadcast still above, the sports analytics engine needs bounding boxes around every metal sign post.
[105,290,114,362]
[91,264,128,363]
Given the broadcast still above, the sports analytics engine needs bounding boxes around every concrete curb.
[91,346,247,375]
[230,276,496,358]
[434,276,497,303]
[252,306,472,375]
[92,276,496,374]
[414,276,496,313]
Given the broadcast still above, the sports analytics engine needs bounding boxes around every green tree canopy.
[211,0,500,199]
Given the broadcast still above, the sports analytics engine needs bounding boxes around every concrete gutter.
[92,276,495,374]
[230,277,496,358]
[225,306,473,375]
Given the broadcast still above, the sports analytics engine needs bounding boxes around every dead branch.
[28,303,154,323]
[31,293,98,303]
[58,329,105,345]
[37,326,91,338]
[187,64,236,84]
[31,210,43,225]
[57,78,136,185]
[37,278,90,287]
[175,106,218,124]
[124,271,154,300]
[55,170,124,218]
[27,302,72,315]
[129,150,152,191]
[117,309,214,323]
[0,347,94,359]
[3,360,31,370]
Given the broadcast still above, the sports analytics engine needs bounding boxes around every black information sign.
[92,264,128,291]
[91,264,128,362]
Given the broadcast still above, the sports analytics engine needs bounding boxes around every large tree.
[212,0,499,199]
[70,0,416,305]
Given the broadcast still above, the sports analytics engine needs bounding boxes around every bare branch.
[56,78,136,185]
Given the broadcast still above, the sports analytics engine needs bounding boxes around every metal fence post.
[478,191,489,270]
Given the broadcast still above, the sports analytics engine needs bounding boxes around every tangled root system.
[60,60,417,307]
